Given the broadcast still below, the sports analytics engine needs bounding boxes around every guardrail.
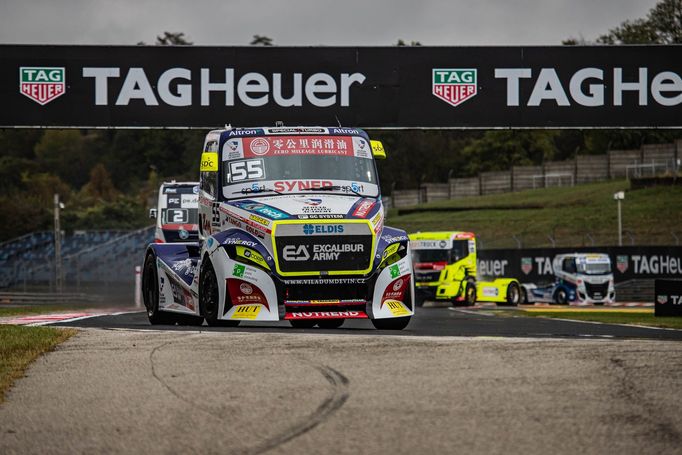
[0,292,105,305]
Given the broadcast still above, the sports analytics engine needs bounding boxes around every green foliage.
[69,195,147,230]
[598,0,682,44]
[250,35,274,46]
[387,180,682,247]
[565,0,682,45]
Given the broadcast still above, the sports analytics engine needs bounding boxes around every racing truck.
[521,253,615,305]
[149,181,200,243]
[409,231,521,306]
[141,126,414,329]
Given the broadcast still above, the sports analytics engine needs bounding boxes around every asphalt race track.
[55,306,682,340]
[1,307,681,455]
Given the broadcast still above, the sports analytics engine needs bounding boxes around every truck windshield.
[412,249,450,263]
[578,262,612,275]
[221,135,379,198]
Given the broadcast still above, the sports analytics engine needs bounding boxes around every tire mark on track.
[149,339,350,454]
[246,364,349,455]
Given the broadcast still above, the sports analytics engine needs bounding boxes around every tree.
[565,0,682,44]
[396,39,422,46]
[81,163,119,203]
[155,32,193,45]
[250,35,273,46]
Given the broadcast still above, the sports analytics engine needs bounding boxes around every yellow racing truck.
[409,231,521,307]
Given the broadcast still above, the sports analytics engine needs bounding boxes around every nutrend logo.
[20,67,66,105]
[432,68,477,107]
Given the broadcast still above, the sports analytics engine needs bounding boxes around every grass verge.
[487,308,682,329]
[0,325,77,403]
[386,180,682,247]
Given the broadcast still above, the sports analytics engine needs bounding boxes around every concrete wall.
[608,149,641,178]
[421,183,450,202]
[576,155,608,184]
[542,160,575,187]
[391,189,422,208]
[450,177,480,198]
[480,171,511,194]
[512,165,542,191]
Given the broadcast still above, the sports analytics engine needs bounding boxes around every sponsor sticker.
[385,299,410,317]
[200,152,218,171]
[243,136,354,158]
[231,304,261,320]
[20,67,66,105]
[232,264,245,278]
[389,264,400,279]
[432,68,477,107]
[352,199,376,218]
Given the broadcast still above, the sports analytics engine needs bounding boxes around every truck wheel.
[200,258,239,327]
[371,316,411,330]
[142,253,173,325]
[554,289,568,305]
[289,320,316,328]
[464,282,477,306]
[318,319,344,329]
[520,287,528,304]
[415,295,425,307]
[506,282,521,306]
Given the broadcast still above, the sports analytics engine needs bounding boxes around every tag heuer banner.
[1,45,681,128]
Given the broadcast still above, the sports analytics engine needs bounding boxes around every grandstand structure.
[0,227,154,299]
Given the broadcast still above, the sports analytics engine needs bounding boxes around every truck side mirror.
[371,140,387,159]
[149,208,157,219]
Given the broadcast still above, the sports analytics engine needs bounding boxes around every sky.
[0,0,660,46]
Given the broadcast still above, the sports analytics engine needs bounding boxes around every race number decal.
[229,159,265,183]
[166,209,188,223]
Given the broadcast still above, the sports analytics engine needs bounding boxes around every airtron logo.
[303,224,344,235]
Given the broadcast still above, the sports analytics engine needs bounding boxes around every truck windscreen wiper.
[318,185,364,197]
[232,187,282,195]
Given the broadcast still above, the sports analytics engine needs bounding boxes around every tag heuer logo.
[20,67,66,105]
[521,257,533,275]
[432,68,477,107]
[616,255,629,273]
[656,295,668,305]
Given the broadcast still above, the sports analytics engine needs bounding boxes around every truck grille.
[415,271,441,282]
[273,222,373,273]
[585,282,609,299]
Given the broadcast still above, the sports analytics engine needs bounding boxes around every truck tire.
[371,316,411,330]
[554,288,568,305]
[415,294,425,307]
[506,282,521,306]
[200,258,240,327]
[142,252,173,325]
[464,281,477,306]
[520,287,528,304]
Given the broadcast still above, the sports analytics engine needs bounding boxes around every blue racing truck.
[521,253,615,305]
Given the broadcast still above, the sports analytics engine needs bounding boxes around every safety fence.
[0,227,154,300]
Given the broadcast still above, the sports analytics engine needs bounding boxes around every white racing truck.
[149,181,200,243]
[141,126,414,329]
[522,253,615,305]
